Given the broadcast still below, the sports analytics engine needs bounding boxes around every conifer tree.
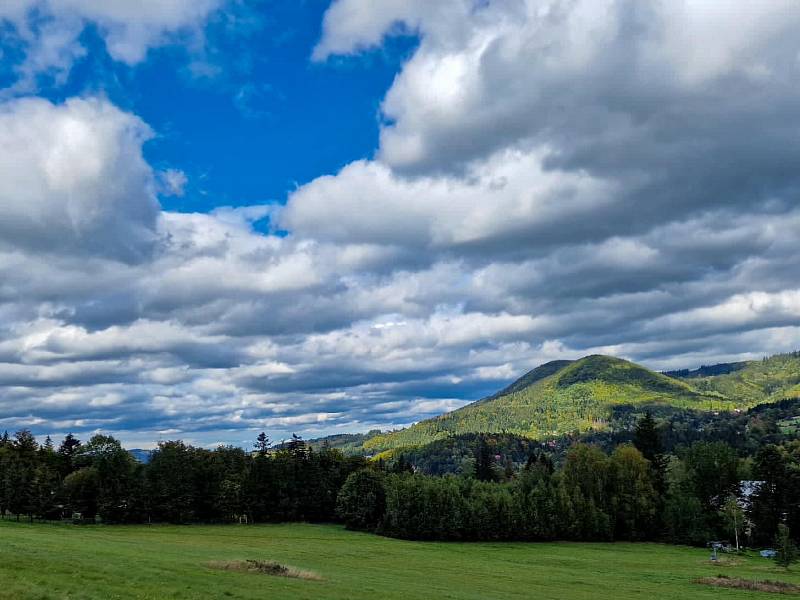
[254,432,270,456]
[775,524,799,569]
[634,412,667,494]
[633,412,663,462]
[474,436,496,482]
[58,434,81,458]
[287,433,307,457]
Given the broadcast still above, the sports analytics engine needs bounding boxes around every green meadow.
[1,521,799,600]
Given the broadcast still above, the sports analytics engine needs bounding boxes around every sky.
[1,0,799,449]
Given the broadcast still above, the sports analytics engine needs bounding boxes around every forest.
[0,432,365,524]
[361,353,800,453]
[391,398,800,476]
[341,416,800,546]
[1,406,799,549]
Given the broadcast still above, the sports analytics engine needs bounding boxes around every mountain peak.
[554,355,692,394]
[313,352,799,456]
[488,359,574,400]
[364,354,717,452]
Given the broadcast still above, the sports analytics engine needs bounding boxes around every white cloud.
[0,0,225,90]
[55,0,223,63]
[158,169,188,197]
[312,0,471,61]
[4,1,800,445]
[318,0,800,173]
[281,149,617,251]
[0,96,159,262]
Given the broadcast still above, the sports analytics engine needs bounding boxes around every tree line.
[1,415,799,551]
[0,431,364,524]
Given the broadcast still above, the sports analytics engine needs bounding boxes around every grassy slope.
[365,355,731,452]
[1,521,798,600]
[683,352,800,405]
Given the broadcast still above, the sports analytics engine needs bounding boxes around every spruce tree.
[474,436,495,482]
[287,434,307,458]
[14,430,38,453]
[633,412,663,462]
[254,432,270,456]
[58,434,81,458]
[633,412,667,495]
[750,445,788,544]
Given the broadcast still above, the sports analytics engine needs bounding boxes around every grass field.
[1,521,799,600]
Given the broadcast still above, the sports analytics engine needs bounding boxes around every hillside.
[393,397,800,475]
[672,351,800,404]
[363,353,800,453]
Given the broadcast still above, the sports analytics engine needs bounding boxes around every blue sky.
[1,0,799,449]
[6,1,416,213]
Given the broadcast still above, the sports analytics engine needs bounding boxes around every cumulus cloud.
[3,1,800,446]
[0,96,159,262]
[317,0,800,174]
[280,150,619,254]
[0,0,224,90]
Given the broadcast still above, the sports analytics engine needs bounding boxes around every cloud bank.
[2,0,800,446]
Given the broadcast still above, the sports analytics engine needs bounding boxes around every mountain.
[671,352,800,405]
[363,355,718,452]
[362,353,800,454]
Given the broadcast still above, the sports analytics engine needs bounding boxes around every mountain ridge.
[304,352,799,455]
[363,354,730,452]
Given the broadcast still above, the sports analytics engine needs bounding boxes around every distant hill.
[670,351,800,404]
[128,449,152,464]
[663,362,748,378]
[286,431,382,453]
[360,352,800,454]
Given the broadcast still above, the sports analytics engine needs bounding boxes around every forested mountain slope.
[671,351,800,404]
[362,353,800,453]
